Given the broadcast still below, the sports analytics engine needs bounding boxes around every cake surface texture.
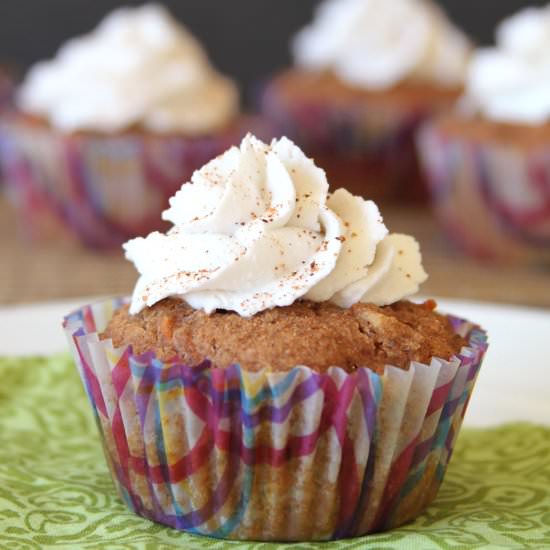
[102,298,465,374]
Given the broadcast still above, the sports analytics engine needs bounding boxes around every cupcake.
[0,4,254,247]
[260,0,472,202]
[418,4,550,264]
[64,134,488,541]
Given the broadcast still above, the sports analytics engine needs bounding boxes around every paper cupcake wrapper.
[64,298,487,541]
[0,115,265,248]
[259,78,435,202]
[417,121,550,264]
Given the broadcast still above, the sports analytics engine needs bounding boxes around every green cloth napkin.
[1,355,549,550]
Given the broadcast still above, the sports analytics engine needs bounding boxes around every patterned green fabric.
[1,355,549,550]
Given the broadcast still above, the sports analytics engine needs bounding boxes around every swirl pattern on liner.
[463,3,550,125]
[3,356,549,548]
[292,0,471,90]
[124,134,427,316]
[17,3,238,134]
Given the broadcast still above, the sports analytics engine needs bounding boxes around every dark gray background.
[0,0,547,102]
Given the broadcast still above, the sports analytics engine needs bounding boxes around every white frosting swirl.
[292,0,471,90]
[124,135,427,317]
[17,4,238,134]
[463,5,550,125]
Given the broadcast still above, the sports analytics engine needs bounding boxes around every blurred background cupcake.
[0,4,255,248]
[418,4,550,264]
[260,0,472,202]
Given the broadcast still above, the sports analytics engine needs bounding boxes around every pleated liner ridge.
[63,298,488,541]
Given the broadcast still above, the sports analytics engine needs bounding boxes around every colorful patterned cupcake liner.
[64,298,487,541]
[417,121,550,264]
[259,79,434,202]
[0,115,264,248]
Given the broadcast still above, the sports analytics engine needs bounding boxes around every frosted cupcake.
[260,0,472,202]
[64,134,487,541]
[0,4,251,247]
[418,4,550,263]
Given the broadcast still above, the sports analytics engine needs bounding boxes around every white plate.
[1,296,549,427]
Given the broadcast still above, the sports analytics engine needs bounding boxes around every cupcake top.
[124,134,427,317]
[462,4,550,125]
[104,298,465,373]
[292,0,471,91]
[17,4,239,134]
